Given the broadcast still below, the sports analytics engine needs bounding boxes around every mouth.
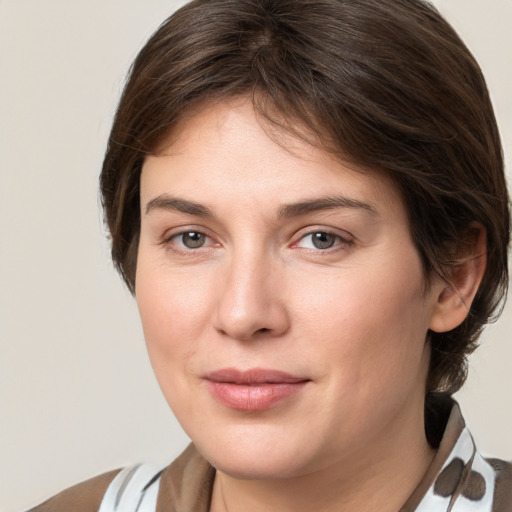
[203,368,310,412]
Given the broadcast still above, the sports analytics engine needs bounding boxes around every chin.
[208,450,304,480]
[191,423,320,480]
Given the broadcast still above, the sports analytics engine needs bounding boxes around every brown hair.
[100,0,509,396]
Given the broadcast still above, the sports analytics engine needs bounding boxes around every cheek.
[294,259,430,391]
[135,261,216,426]
[135,256,213,377]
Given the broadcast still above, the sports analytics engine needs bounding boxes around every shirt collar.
[400,400,495,511]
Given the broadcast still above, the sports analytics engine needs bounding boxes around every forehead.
[140,97,406,221]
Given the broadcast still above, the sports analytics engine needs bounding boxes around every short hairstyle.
[100,0,509,397]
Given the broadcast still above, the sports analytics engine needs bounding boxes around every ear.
[429,224,487,333]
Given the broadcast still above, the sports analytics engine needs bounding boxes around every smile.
[204,368,310,412]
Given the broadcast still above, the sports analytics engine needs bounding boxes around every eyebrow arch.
[278,195,377,218]
[145,194,213,217]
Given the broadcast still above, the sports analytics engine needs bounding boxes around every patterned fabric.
[98,464,163,512]
[416,428,496,511]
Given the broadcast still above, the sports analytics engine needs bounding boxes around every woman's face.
[136,98,442,479]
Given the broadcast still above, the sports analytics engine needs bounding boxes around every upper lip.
[204,368,309,385]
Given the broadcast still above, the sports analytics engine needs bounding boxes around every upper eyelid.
[162,226,215,241]
[161,230,219,254]
[290,227,355,250]
[158,225,354,247]
[295,232,351,245]
[293,226,354,241]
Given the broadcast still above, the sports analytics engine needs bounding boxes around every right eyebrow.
[145,194,213,217]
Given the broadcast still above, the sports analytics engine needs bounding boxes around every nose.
[213,249,290,341]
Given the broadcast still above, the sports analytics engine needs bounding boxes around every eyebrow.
[145,195,213,217]
[278,195,377,218]
[145,193,377,218]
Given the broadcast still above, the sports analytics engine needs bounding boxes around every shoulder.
[26,464,164,512]
[24,450,205,512]
[26,469,122,512]
[486,457,512,511]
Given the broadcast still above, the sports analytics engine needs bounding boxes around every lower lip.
[206,381,308,411]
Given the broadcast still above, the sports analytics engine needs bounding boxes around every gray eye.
[311,232,337,249]
[181,232,206,248]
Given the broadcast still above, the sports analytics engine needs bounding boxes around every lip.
[204,368,310,412]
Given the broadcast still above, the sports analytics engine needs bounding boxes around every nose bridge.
[214,242,288,340]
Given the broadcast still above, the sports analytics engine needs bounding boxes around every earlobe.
[429,225,487,333]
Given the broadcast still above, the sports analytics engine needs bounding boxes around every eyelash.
[161,229,218,255]
[292,229,353,252]
[161,227,354,255]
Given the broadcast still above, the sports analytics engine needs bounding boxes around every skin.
[136,98,480,512]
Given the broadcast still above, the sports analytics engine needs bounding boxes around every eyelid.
[291,226,354,250]
[160,226,220,252]
[158,224,353,253]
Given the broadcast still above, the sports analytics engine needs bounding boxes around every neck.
[210,399,435,512]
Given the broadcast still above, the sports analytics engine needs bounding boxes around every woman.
[28,0,511,510]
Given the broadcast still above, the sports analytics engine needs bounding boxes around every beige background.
[0,1,511,510]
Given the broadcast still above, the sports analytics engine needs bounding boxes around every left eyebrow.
[277,195,378,218]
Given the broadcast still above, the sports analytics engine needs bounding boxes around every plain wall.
[0,1,511,510]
